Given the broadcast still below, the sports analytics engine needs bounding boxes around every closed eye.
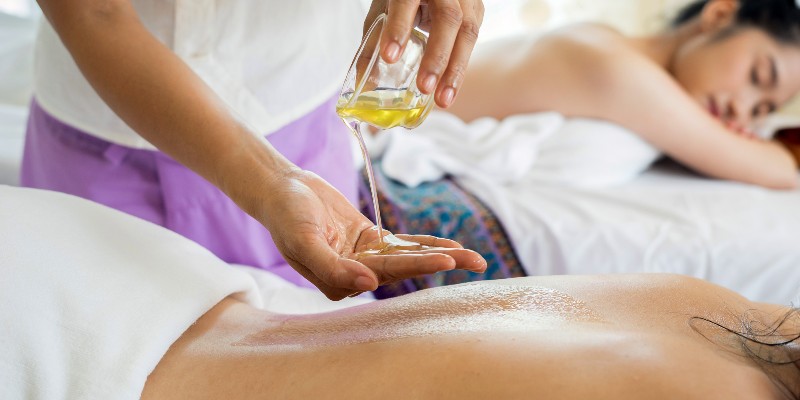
[750,57,778,89]
[751,67,760,87]
[752,101,776,119]
[750,57,778,119]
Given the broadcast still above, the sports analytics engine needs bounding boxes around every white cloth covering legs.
[0,186,335,399]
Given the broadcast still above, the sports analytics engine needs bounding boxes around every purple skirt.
[21,97,357,288]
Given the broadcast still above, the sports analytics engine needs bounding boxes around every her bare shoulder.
[516,22,660,119]
[538,22,640,61]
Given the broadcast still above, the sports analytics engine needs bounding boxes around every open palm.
[258,169,487,300]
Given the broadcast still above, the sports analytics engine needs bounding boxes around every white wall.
[0,12,36,106]
[0,0,37,18]
[481,0,695,39]
[0,5,37,186]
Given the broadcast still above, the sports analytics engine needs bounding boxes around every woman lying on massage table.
[2,185,797,399]
[447,0,800,189]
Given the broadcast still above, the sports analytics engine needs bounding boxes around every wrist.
[214,128,299,218]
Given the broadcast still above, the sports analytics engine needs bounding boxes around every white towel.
[379,111,661,188]
[0,186,372,399]
[235,264,373,315]
[0,186,261,399]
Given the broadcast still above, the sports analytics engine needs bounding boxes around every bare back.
[449,24,634,122]
[142,274,792,399]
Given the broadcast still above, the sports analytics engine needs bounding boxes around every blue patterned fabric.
[359,161,525,299]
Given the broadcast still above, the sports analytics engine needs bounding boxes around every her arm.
[36,0,486,299]
[594,51,798,190]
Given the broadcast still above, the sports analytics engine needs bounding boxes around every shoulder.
[528,23,672,115]
[535,23,661,91]
[539,23,634,58]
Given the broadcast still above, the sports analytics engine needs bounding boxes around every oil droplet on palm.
[357,232,431,258]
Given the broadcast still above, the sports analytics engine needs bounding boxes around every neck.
[632,20,703,73]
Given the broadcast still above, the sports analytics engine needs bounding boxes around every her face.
[670,27,800,130]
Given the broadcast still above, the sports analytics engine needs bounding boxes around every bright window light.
[0,0,34,17]
[480,0,529,42]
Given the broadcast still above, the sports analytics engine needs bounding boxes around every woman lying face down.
[143,274,800,399]
[447,0,800,189]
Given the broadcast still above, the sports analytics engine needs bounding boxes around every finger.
[393,234,463,248]
[417,0,463,95]
[292,236,379,292]
[296,267,370,301]
[434,2,483,108]
[449,248,487,272]
[383,0,422,63]
[361,252,456,283]
[388,247,487,272]
[283,257,372,301]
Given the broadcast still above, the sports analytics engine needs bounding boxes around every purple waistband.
[21,96,357,288]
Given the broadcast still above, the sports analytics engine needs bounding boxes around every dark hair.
[672,0,800,44]
[691,308,800,399]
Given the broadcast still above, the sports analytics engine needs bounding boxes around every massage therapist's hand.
[365,0,485,108]
[259,168,487,301]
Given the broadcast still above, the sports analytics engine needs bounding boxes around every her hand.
[259,168,487,300]
[365,0,485,108]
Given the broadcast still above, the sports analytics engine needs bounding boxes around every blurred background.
[480,0,694,40]
[0,0,798,133]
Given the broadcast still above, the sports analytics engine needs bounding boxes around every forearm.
[653,124,798,189]
[714,139,798,189]
[597,56,798,190]
[650,123,797,189]
[37,0,294,212]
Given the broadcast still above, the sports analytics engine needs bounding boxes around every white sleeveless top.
[33,1,366,149]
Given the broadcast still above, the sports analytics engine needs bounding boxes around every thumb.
[295,236,379,291]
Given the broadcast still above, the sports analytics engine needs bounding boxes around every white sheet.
[380,111,661,188]
[456,161,800,304]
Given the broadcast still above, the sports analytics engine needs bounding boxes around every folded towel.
[0,185,376,399]
[0,186,263,399]
[379,111,661,188]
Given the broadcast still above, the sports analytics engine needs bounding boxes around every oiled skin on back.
[142,274,791,399]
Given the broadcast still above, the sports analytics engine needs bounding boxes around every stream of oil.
[339,117,427,255]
